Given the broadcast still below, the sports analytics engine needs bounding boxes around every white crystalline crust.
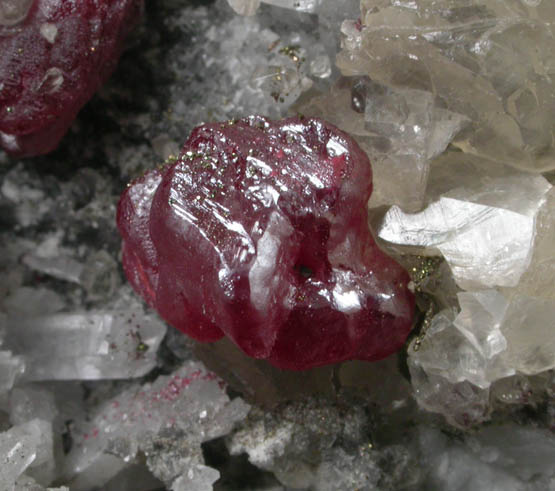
[64,361,249,489]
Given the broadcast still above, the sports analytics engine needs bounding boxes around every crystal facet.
[117,116,415,369]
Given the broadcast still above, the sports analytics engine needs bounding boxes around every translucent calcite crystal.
[117,116,415,370]
[378,153,552,289]
[0,0,143,157]
[300,79,469,212]
[337,0,555,173]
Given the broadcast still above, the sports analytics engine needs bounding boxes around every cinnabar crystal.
[117,116,415,369]
[0,0,142,157]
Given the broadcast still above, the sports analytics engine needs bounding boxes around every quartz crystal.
[0,0,143,157]
[118,116,415,369]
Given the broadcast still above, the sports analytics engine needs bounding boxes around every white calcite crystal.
[227,0,260,15]
[0,419,54,490]
[378,165,552,289]
[5,293,166,381]
[65,361,249,489]
[171,465,220,491]
[227,0,320,15]
[338,0,555,173]
[409,290,555,400]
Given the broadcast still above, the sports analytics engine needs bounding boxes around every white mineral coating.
[418,425,555,490]
[171,465,220,491]
[227,0,260,15]
[6,302,166,381]
[378,172,552,289]
[312,447,381,491]
[338,1,555,173]
[65,361,249,486]
[229,400,368,488]
[0,419,54,490]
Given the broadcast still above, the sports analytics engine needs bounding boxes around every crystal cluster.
[1,0,555,489]
[337,0,555,174]
[65,361,249,490]
[117,116,415,369]
[0,0,142,157]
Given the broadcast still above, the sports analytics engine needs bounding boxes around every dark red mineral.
[0,0,142,157]
[117,116,415,369]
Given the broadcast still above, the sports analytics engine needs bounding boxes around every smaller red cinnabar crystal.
[0,0,142,157]
[117,116,415,369]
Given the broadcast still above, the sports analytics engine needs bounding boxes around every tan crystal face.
[0,0,33,26]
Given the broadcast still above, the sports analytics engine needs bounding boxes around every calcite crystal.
[378,153,552,289]
[118,116,414,369]
[0,0,142,157]
[337,0,555,173]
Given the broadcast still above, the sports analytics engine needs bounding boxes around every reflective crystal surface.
[118,116,415,369]
[4,292,166,381]
[337,0,555,173]
[378,164,551,289]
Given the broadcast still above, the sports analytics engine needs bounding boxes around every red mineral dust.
[117,116,415,370]
[0,0,143,157]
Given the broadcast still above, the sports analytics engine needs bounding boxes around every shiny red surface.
[117,116,415,369]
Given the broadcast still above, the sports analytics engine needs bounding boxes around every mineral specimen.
[65,361,249,490]
[337,0,555,174]
[0,0,143,157]
[118,116,415,369]
[378,154,552,289]
[4,286,166,381]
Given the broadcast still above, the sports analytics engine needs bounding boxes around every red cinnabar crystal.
[117,116,415,369]
[0,0,142,157]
